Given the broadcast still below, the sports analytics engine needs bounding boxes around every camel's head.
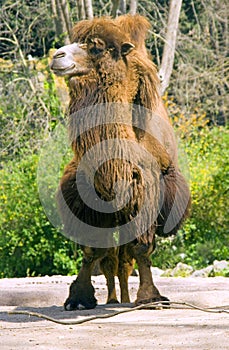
[51,35,134,76]
[50,17,136,77]
[50,15,159,109]
[50,40,135,77]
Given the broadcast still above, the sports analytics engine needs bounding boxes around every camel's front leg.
[64,247,106,310]
[132,242,169,305]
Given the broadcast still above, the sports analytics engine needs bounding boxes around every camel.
[50,14,191,310]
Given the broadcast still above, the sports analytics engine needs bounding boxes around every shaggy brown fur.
[51,14,191,310]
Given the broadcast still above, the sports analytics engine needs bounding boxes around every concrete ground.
[0,275,228,350]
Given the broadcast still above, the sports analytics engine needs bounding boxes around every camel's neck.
[68,76,136,151]
[70,103,137,159]
[68,77,99,114]
[68,67,139,115]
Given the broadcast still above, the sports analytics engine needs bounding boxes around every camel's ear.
[121,42,135,56]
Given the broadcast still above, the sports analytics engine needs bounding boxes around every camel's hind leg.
[100,248,119,304]
[132,242,169,305]
[100,245,134,304]
[118,245,134,303]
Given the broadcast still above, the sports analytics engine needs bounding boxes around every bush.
[0,154,82,277]
[183,126,229,266]
[153,126,229,269]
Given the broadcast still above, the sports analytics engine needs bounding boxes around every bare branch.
[2,17,51,118]
[3,18,27,67]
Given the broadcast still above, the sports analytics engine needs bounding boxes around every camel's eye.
[89,46,104,55]
[87,37,106,56]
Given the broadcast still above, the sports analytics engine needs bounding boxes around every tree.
[111,0,138,17]
[84,0,94,19]
[111,0,120,17]
[159,0,183,94]
[51,0,72,45]
[129,0,138,15]
[0,1,54,58]
[77,0,86,19]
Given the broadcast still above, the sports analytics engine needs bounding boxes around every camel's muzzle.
[50,43,91,77]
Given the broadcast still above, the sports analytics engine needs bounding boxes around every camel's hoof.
[64,279,97,311]
[64,300,80,311]
[64,297,97,311]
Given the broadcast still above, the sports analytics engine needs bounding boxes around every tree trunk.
[84,0,93,19]
[119,0,126,14]
[77,0,86,20]
[159,0,182,94]
[51,0,62,39]
[51,0,71,45]
[111,0,120,18]
[129,0,138,15]
[60,0,72,39]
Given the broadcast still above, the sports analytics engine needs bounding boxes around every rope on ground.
[7,301,229,325]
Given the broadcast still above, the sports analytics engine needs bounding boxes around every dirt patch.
[0,276,228,349]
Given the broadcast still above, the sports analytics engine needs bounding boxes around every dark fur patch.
[157,166,191,236]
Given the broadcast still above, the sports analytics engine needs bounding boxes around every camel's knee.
[132,242,153,263]
[82,246,107,262]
